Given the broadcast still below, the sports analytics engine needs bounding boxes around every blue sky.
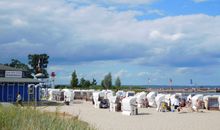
[0,0,220,86]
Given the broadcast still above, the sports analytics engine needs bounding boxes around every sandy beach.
[39,100,220,130]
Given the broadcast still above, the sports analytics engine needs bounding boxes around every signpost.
[28,84,35,106]
[51,72,56,89]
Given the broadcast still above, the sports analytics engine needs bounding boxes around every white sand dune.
[39,100,220,130]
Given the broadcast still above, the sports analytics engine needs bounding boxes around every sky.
[0,0,220,86]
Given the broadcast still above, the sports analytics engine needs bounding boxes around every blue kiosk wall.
[0,83,40,102]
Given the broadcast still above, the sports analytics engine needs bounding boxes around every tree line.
[70,70,121,89]
[3,54,49,78]
[2,54,122,90]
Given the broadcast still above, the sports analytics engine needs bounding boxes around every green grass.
[0,105,95,130]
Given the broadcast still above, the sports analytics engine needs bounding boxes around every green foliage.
[69,70,97,89]
[115,76,121,88]
[91,78,97,86]
[5,59,33,78]
[84,80,91,89]
[28,54,49,78]
[89,85,103,90]
[0,105,95,130]
[101,80,104,88]
[55,85,69,89]
[89,78,97,89]
[79,78,91,89]
[71,70,78,88]
[79,78,86,88]
[102,73,112,89]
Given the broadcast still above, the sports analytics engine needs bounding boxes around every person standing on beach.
[16,92,23,106]
[167,98,171,111]
[173,98,180,109]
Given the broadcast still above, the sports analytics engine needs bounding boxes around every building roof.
[0,64,24,71]
[0,77,40,83]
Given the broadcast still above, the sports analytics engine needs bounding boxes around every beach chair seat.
[159,102,167,112]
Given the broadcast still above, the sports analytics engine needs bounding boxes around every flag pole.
[169,78,172,90]
[147,78,150,92]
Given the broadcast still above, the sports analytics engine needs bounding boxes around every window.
[208,97,219,110]
[128,93,135,97]
[0,70,5,77]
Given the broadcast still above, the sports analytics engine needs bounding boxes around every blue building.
[0,65,40,102]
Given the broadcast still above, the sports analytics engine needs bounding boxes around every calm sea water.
[130,85,220,89]
[128,85,220,95]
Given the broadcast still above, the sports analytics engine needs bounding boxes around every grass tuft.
[0,105,95,130]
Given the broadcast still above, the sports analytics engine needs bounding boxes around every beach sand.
[39,100,220,130]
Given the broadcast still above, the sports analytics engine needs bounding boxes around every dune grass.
[0,104,95,130]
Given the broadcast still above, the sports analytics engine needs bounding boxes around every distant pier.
[145,88,219,94]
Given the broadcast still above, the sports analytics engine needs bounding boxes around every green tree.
[102,73,112,89]
[101,80,105,88]
[28,54,49,78]
[84,80,91,89]
[115,76,121,88]
[79,78,91,89]
[5,59,33,78]
[91,78,97,85]
[79,77,86,88]
[70,70,78,88]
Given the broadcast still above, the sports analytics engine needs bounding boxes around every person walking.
[16,92,23,106]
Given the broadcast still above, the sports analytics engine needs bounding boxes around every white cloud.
[66,0,157,5]
[114,69,128,78]
[137,72,148,77]
[0,0,219,85]
[147,9,164,16]
[0,1,220,69]
[175,67,191,74]
[48,66,65,72]
[193,0,208,3]
[11,18,28,27]
[149,30,183,41]
[108,0,157,4]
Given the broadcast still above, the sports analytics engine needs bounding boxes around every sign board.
[5,71,22,78]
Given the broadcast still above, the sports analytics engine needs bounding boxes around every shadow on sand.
[73,100,84,104]
[37,101,64,106]
[137,113,151,115]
